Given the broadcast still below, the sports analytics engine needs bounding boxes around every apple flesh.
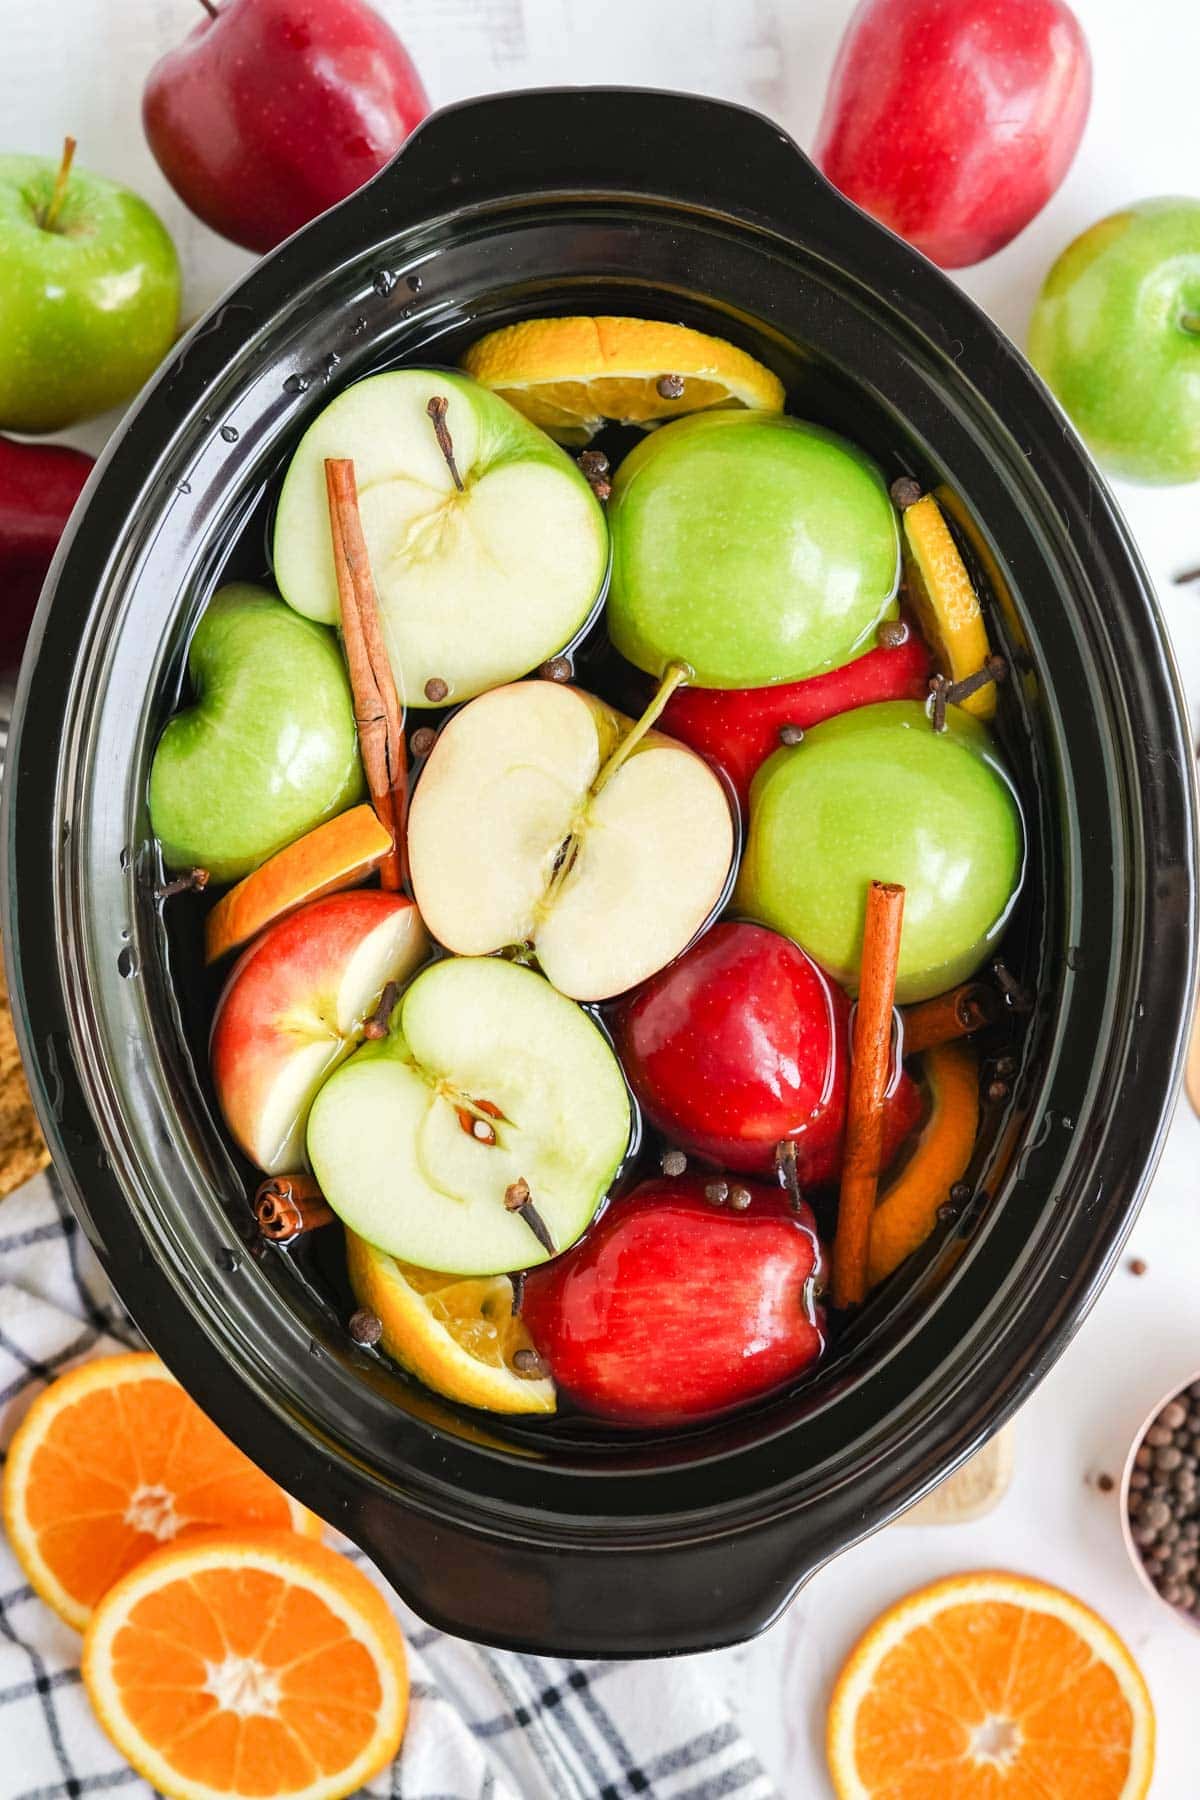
[736,699,1023,1004]
[406,680,735,1001]
[657,624,931,812]
[521,1177,826,1426]
[1029,199,1200,485]
[307,956,632,1276]
[815,0,1091,270]
[615,922,921,1183]
[149,584,364,883]
[0,151,180,433]
[210,889,426,1174]
[143,0,429,255]
[607,410,900,688]
[0,435,93,667]
[273,370,608,708]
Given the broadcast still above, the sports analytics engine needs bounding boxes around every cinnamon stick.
[254,1173,334,1242]
[901,981,998,1055]
[324,458,407,888]
[834,881,906,1309]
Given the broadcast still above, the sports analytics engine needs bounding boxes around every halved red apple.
[205,804,394,964]
[210,890,426,1173]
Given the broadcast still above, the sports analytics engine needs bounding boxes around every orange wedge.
[868,1041,979,1288]
[901,494,996,719]
[205,804,393,963]
[461,315,785,445]
[83,1528,408,1800]
[3,1353,319,1630]
[347,1232,555,1414]
[827,1571,1154,1799]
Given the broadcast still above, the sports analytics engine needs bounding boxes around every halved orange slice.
[3,1353,319,1629]
[827,1571,1154,1799]
[346,1232,555,1414]
[83,1528,408,1800]
[461,315,785,445]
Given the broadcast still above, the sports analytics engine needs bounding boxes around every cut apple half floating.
[210,890,427,1174]
[407,676,736,1001]
[308,957,632,1277]
[272,369,609,708]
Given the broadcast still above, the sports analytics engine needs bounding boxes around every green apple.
[607,411,899,688]
[0,146,180,433]
[307,955,631,1275]
[406,677,734,1001]
[149,584,364,883]
[273,368,608,708]
[736,699,1022,1004]
[1029,198,1200,485]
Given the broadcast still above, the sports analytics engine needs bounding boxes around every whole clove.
[426,395,464,490]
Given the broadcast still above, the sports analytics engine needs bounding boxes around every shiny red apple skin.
[143,0,429,254]
[210,888,426,1173]
[814,0,1091,269]
[613,922,921,1183]
[521,1177,826,1426]
[659,629,930,812]
[0,435,93,669]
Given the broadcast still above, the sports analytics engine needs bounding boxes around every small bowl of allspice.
[1122,1369,1200,1628]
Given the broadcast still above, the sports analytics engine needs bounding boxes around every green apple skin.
[607,411,900,688]
[1029,199,1200,485]
[735,700,1023,1005]
[273,368,608,707]
[0,154,181,433]
[149,584,364,884]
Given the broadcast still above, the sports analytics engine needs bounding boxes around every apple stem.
[590,660,692,799]
[40,135,77,233]
[426,395,465,492]
[197,0,220,17]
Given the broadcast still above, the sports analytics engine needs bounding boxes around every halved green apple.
[272,369,609,708]
[307,956,631,1275]
[406,680,736,1001]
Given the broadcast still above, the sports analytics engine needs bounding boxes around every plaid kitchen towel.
[0,1170,780,1800]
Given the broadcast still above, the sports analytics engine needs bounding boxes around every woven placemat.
[0,951,49,1199]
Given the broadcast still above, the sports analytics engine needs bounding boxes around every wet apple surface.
[151,321,1028,1433]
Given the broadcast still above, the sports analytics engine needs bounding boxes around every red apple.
[613,922,921,1183]
[0,435,93,668]
[659,627,930,812]
[210,889,426,1173]
[143,0,429,255]
[814,0,1091,269]
[522,1177,826,1426]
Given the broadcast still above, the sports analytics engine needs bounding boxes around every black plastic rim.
[3,89,1195,1656]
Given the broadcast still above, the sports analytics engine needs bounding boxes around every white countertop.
[8,0,1200,1792]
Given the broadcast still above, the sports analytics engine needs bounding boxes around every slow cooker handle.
[363,87,851,244]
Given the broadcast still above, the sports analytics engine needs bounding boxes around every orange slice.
[901,494,996,719]
[346,1231,555,1414]
[205,805,393,963]
[461,315,785,445]
[3,1353,319,1629]
[83,1528,408,1800]
[827,1571,1155,1799]
[868,1041,979,1288]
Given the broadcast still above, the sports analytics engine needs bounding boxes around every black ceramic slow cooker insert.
[4,89,1195,1657]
